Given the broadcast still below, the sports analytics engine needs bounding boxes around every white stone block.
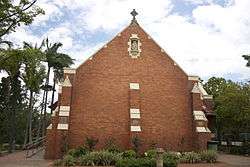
[130,83,140,90]
[196,127,210,133]
[130,108,140,114]
[59,111,70,116]
[193,111,207,121]
[57,124,68,130]
[131,126,141,132]
[63,68,76,74]
[130,108,140,119]
[188,76,199,81]
[130,113,140,119]
[60,106,70,111]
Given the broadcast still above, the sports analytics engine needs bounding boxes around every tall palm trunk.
[50,72,56,114]
[23,109,29,148]
[23,90,34,148]
[42,67,50,137]
[36,90,45,139]
[28,91,34,143]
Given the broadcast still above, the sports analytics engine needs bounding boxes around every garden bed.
[53,146,218,167]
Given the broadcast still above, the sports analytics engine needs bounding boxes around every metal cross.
[130,9,138,20]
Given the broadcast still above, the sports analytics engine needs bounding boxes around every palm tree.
[22,42,46,146]
[50,53,74,114]
[40,38,74,137]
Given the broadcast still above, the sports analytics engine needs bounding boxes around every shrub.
[79,150,122,166]
[53,159,63,166]
[116,158,156,167]
[145,149,157,158]
[180,152,201,163]
[62,155,77,166]
[104,138,121,153]
[67,146,88,158]
[163,152,180,162]
[85,136,99,151]
[200,150,217,163]
[122,149,137,158]
[163,152,178,167]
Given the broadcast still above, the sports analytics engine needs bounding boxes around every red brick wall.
[67,24,196,152]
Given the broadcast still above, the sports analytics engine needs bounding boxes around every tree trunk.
[28,91,34,143]
[42,67,50,137]
[50,72,56,114]
[23,108,29,149]
[36,91,45,139]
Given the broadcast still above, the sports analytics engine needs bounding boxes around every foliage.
[163,158,178,167]
[85,136,99,151]
[163,152,181,162]
[243,54,250,67]
[203,77,227,99]
[216,82,250,138]
[163,152,179,167]
[145,149,157,158]
[104,137,121,153]
[131,136,141,153]
[179,152,201,163]
[67,146,88,158]
[54,149,219,166]
[62,155,76,166]
[199,150,217,163]
[204,77,250,140]
[116,158,156,167]
[0,0,44,39]
[122,149,137,158]
[79,150,122,166]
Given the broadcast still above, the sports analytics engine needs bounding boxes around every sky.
[6,0,250,82]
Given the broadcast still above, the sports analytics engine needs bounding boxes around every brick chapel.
[45,10,215,159]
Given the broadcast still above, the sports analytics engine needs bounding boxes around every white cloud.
[5,0,250,81]
[33,1,63,26]
[183,0,213,5]
[142,0,250,80]
[43,26,73,50]
[6,27,41,47]
[79,0,172,31]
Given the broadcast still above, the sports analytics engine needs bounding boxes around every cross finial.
[130,9,138,21]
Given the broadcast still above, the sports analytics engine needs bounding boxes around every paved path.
[0,150,52,167]
[179,153,250,167]
[0,151,249,167]
[217,153,250,167]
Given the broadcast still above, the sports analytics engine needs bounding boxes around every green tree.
[204,77,250,140]
[215,82,250,139]
[0,0,44,39]
[242,54,250,67]
[0,48,24,152]
[203,77,227,99]
[0,77,11,145]
[22,42,46,146]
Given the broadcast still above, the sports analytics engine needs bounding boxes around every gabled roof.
[76,19,188,76]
